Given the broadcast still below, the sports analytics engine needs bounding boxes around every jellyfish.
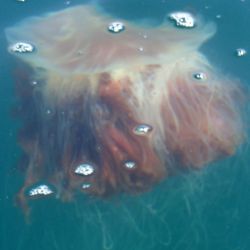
[5,5,244,212]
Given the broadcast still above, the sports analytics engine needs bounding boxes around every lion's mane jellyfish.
[5,5,244,211]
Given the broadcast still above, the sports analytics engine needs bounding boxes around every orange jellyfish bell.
[5,5,244,210]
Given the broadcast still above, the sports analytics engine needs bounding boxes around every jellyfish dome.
[5,4,244,211]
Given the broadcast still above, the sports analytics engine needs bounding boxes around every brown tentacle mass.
[162,72,244,168]
[95,77,166,195]
[15,69,166,212]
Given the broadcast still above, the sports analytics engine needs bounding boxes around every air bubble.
[193,72,206,80]
[9,42,35,54]
[82,183,91,189]
[77,50,84,56]
[31,80,38,86]
[169,12,195,28]
[46,109,52,115]
[133,124,153,135]
[108,22,125,33]
[124,161,137,169]
[235,48,247,57]
[75,163,95,176]
[28,184,54,197]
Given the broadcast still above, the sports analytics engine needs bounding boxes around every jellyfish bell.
[5,4,244,211]
[5,5,215,73]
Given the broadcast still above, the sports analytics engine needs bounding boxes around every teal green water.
[1,1,250,250]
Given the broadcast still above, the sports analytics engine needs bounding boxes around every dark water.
[1,0,250,250]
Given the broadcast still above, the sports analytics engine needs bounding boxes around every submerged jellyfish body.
[5,5,244,210]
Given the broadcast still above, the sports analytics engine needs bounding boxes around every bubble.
[108,22,125,33]
[75,163,95,176]
[31,80,38,86]
[123,161,137,170]
[138,47,144,52]
[46,109,52,115]
[82,183,91,189]
[193,72,206,80]
[28,184,54,197]
[77,50,83,55]
[133,124,153,136]
[235,48,247,57]
[169,12,195,28]
[8,42,35,54]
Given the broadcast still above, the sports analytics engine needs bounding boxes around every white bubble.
[31,80,38,85]
[75,163,95,176]
[108,21,125,33]
[124,161,137,169]
[82,183,91,189]
[9,42,35,54]
[193,72,206,80]
[77,50,83,55]
[236,48,247,57]
[133,124,153,136]
[169,12,195,28]
[28,184,54,197]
